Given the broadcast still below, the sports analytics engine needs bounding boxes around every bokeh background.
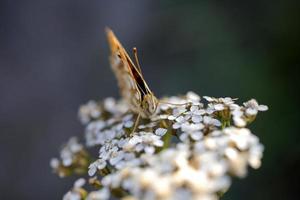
[1,0,299,199]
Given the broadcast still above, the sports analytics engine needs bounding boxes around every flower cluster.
[51,92,267,200]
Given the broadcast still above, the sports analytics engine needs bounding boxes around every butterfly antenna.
[158,100,191,106]
[133,47,142,73]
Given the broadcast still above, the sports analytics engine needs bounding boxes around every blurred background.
[0,0,299,199]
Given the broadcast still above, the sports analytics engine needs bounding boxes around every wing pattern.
[106,28,158,117]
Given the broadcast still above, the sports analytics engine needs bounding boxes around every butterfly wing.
[106,28,157,116]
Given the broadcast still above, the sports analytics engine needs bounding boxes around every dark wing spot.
[126,56,148,99]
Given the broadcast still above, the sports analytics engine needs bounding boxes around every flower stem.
[162,129,172,150]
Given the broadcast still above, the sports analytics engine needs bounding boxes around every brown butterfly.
[106,28,158,119]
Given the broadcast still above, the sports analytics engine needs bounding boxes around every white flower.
[172,106,188,118]
[248,144,264,169]
[155,128,168,136]
[138,122,157,130]
[225,147,248,177]
[203,116,221,126]
[87,188,110,200]
[101,172,123,188]
[230,106,246,127]
[203,96,235,105]
[60,137,83,166]
[103,97,117,113]
[85,120,108,146]
[63,178,86,200]
[172,116,189,129]
[185,105,205,123]
[122,114,134,128]
[100,143,118,160]
[243,99,268,116]
[74,178,86,188]
[63,191,81,200]
[54,91,267,200]
[224,127,257,150]
[88,159,107,176]
[109,150,125,166]
[233,116,246,127]
[50,158,59,169]
[78,100,101,124]
[179,123,204,141]
[204,96,236,114]
[114,153,141,169]
[186,91,201,103]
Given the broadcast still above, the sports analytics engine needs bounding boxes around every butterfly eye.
[146,97,157,114]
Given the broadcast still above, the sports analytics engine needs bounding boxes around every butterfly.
[106,28,158,119]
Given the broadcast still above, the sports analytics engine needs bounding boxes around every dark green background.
[0,0,299,199]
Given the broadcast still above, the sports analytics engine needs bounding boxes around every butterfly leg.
[130,113,141,135]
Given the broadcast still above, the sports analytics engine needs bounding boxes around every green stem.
[162,130,172,150]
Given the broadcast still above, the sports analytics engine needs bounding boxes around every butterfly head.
[141,94,158,117]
